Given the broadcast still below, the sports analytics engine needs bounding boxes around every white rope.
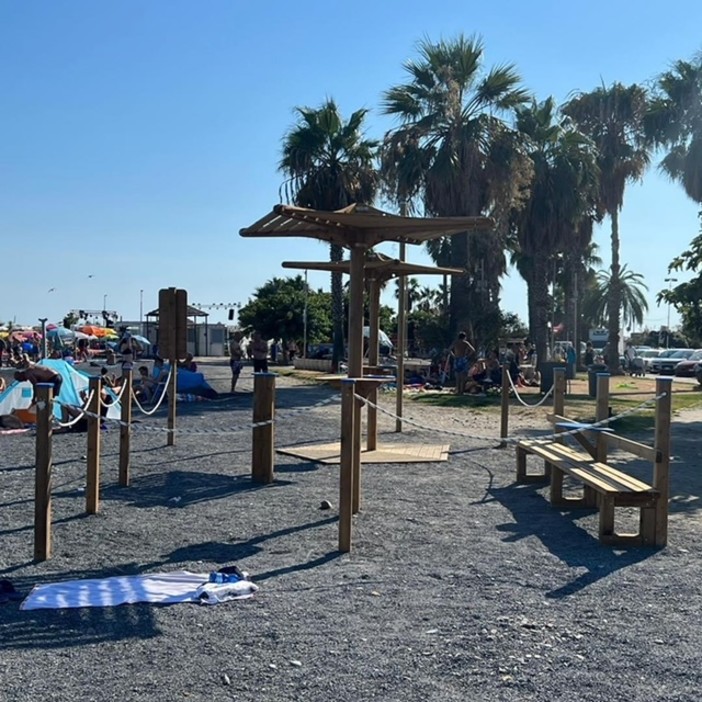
[53,390,95,428]
[353,390,668,447]
[130,368,173,416]
[100,380,128,408]
[507,371,555,408]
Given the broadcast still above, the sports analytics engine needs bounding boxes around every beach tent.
[0,360,121,421]
[156,365,218,399]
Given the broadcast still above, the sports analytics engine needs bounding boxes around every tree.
[279,99,379,369]
[646,54,702,203]
[658,211,702,345]
[238,276,332,349]
[563,83,650,372]
[381,34,532,344]
[513,97,599,362]
[581,265,649,331]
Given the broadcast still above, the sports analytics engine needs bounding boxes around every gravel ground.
[1,359,702,702]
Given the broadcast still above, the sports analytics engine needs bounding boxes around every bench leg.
[583,486,597,509]
[516,447,527,483]
[599,495,615,541]
[550,466,565,505]
[640,504,657,546]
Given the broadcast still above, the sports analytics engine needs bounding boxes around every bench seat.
[516,439,659,545]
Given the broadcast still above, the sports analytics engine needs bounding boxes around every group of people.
[449,334,540,396]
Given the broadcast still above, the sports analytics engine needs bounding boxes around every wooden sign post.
[159,287,188,447]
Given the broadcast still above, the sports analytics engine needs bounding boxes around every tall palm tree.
[280,99,379,368]
[513,97,600,362]
[563,83,650,372]
[582,265,649,330]
[381,34,533,344]
[645,54,702,204]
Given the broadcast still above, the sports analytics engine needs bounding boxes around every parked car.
[674,349,702,377]
[638,348,663,372]
[650,348,694,374]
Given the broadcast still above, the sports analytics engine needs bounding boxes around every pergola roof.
[282,252,463,280]
[145,304,209,318]
[240,203,494,249]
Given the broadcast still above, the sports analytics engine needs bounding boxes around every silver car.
[650,348,695,374]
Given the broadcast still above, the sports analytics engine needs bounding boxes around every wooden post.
[339,379,356,553]
[653,376,672,546]
[500,362,509,445]
[167,357,177,446]
[119,369,133,487]
[348,246,365,515]
[252,372,276,484]
[86,375,101,514]
[553,368,566,417]
[395,240,407,433]
[34,383,53,562]
[367,277,380,451]
[595,373,610,463]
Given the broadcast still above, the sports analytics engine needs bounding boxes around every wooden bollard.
[553,367,567,445]
[252,372,275,484]
[167,359,177,446]
[500,362,509,445]
[595,373,610,463]
[86,375,102,514]
[653,376,673,546]
[339,379,356,553]
[119,369,133,487]
[34,383,53,562]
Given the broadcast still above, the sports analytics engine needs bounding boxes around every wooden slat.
[604,433,658,462]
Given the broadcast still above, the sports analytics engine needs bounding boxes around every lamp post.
[664,277,678,348]
[139,290,144,326]
[103,294,108,312]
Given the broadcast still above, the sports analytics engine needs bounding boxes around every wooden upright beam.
[119,369,133,487]
[367,278,381,451]
[34,383,53,562]
[395,240,407,433]
[653,377,673,546]
[166,290,178,446]
[553,368,566,444]
[339,379,356,553]
[252,372,276,484]
[86,375,102,514]
[595,373,610,463]
[500,362,509,445]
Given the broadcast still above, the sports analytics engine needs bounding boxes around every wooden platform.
[277,441,450,464]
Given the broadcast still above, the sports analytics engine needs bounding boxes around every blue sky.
[2,0,700,332]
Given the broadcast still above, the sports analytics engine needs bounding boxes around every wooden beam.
[653,377,673,546]
[595,373,610,463]
[252,372,276,484]
[34,383,53,562]
[85,375,101,514]
[367,278,381,451]
[119,369,133,487]
[338,380,355,553]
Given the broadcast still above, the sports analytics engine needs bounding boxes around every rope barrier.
[99,380,128,408]
[53,390,95,428]
[353,390,668,447]
[130,369,173,416]
[507,372,555,408]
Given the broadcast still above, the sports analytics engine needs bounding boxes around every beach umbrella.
[132,334,152,346]
[73,331,96,341]
[363,326,393,348]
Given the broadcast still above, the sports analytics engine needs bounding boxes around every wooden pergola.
[240,203,494,551]
[281,252,463,451]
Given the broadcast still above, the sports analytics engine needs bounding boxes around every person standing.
[250,332,269,373]
[229,332,244,392]
[451,332,475,395]
[117,325,135,370]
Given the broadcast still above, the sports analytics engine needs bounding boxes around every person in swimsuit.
[451,332,475,395]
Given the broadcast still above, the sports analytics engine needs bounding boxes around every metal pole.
[664,277,677,348]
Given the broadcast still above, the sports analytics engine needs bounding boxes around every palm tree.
[645,54,702,204]
[381,34,533,344]
[394,277,422,312]
[563,83,650,372]
[280,99,379,368]
[582,265,649,331]
[513,97,600,362]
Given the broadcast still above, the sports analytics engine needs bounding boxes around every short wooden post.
[86,375,101,514]
[352,395,362,514]
[34,383,53,562]
[167,358,177,446]
[500,362,509,445]
[595,373,610,463]
[653,376,673,546]
[367,278,380,451]
[339,379,356,553]
[119,369,133,487]
[553,368,566,445]
[252,372,276,483]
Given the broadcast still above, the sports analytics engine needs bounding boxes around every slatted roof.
[281,252,463,279]
[240,203,494,248]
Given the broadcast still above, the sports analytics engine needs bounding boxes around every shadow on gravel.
[100,470,293,509]
[489,482,656,598]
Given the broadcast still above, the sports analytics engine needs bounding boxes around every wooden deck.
[276,441,450,464]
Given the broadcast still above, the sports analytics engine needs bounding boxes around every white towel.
[21,570,257,610]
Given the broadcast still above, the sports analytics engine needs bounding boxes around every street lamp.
[664,277,678,348]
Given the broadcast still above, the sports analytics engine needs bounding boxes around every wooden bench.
[513,369,672,547]
[516,438,659,545]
